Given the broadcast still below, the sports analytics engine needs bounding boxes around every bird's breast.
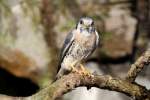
[75,31,96,48]
[62,32,96,67]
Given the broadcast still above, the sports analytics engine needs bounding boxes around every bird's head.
[76,17,95,33]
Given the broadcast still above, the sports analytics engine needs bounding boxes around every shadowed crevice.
[0,68,39,96]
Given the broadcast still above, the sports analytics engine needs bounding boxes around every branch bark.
[26,73,149,100]
[0,50,150,100]
[126,49,150,82]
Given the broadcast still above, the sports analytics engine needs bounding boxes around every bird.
[56,17,100,79]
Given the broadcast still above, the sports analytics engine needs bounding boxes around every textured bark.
[27,73,149,100]
[126,49,150,82]
[0,49,149,100]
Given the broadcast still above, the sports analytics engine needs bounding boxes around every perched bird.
[56,17,100,79]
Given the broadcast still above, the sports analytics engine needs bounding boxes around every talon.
[70,60,78,73]
[79,64,91,76]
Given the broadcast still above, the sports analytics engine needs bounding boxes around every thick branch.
[126,49,150,82]
[0,49,150,100]
[0,50,150,100]
[25,73,149,100]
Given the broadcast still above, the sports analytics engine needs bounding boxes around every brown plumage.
[56,17,100,79]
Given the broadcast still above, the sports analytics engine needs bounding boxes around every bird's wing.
[95,31,100,47]
[57,30,75,71]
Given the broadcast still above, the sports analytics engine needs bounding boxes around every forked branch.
[126,49,150,82]
[0,49,150,100]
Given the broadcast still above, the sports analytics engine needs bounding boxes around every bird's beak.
[85,27,89,30]
[84,25,89,30]
[85,26,94,32]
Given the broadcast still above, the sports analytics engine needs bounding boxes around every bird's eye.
[91,21,94,26]
[80,20,83,24]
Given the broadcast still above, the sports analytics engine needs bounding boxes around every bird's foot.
[70,60,79,73]
[79,64,91,76]
[71,66,78,73]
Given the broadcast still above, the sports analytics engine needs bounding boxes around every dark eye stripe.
[91,21,94,25]
[80,20,83,24]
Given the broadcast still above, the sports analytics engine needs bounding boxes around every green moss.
[38,74,51,88]
[0,0,12,17]
[102,31,113,40]
[0,33,15,47]
[60,20,75,31]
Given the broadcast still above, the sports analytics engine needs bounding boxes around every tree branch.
[24,73,148,100]
[126,49,150,82]
[0,50,150,100]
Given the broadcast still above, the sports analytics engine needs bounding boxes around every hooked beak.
[79,25,95,33]
[85,26,94,32]
[85,27,89,31]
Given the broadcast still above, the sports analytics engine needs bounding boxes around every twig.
[126,49,150,82]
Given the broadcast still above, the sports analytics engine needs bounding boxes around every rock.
[101,5,137,58]
[0,0,58,87]
[64,87,130,100]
